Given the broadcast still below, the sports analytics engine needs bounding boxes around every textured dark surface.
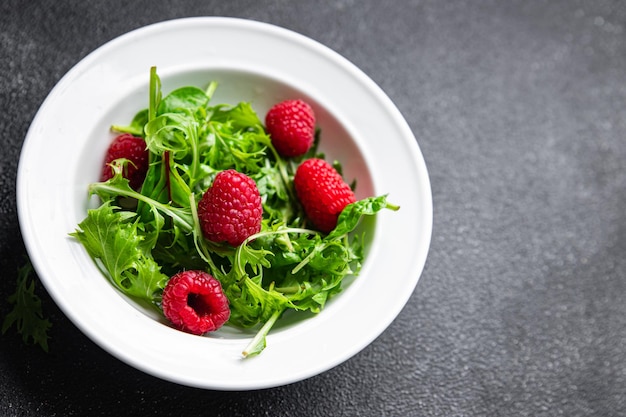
[2,1,626,416]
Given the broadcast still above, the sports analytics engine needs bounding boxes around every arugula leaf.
[327,195,399,240]
[2,260,52,352]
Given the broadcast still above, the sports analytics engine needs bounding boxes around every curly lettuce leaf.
[71,201,168,305]
[2,261,52,352]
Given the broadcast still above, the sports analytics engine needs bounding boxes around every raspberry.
[198,169,263,246]
[265,99,315,158]
[161,270,230,335]
[294,158,356,233]
[101,133,149,190]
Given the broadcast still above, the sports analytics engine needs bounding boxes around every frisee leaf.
[2,260,52,352]
[216,195,396,354]
[70,201,168,306]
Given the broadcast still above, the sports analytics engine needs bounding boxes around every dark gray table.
[2,1,625,416]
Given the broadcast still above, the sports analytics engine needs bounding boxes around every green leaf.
[88,160,194,233]
[2,260,52,352]
[226,274,292,328]
[70,202,168,304]
[158,86,209,114]
[144,112,197,158]
[327,195,399,240]
[210,102,264,131]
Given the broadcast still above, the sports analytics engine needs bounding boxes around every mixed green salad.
[71,67,397,357]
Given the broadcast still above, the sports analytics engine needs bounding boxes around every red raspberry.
[294,158,356,233]
[101,133,149,190]
[198,169,263,246]
[161,270,230,335]
[265,99,315,158]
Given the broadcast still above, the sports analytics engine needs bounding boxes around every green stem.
[189,193,220,272]
[242,309,283,358]
[267,144,297,205]
[89,182,194,232]
[291,246,318,275]
[243,227,318,244]
[204,81,218,101]
[273,285,302,294]
[149,66,160,121]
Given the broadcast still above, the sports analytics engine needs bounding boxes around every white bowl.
[17,17,432,390]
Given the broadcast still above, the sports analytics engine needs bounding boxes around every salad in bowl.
[71,67,398,357]
[17,17,431,389]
